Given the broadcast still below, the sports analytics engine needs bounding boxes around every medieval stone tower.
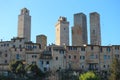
[72,13,88,46]
[18,8,31,41]
[55,16,69,46]
[36,34,47,50]
[90,12,101,45]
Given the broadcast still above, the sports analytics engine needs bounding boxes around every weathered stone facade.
[72,13,88,46]
[55,16,69,46]
[0,8,119,75]
[36,35,47,50]
[90,12,101,45]
[18,8,31,41]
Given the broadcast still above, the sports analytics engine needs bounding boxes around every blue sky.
[0,0,120,46]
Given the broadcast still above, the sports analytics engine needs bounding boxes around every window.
[46,61,49,64]
[80,56,81,59]
[13,45,15,48]
[90,54,94,59]
[100,47,102,52]
[108,65,109,68]
[69,47,72,50]
[74,55,76,59]
[28,46,32,50]
[32,61,36,64]
[69,55,71,59]
[104,55,107,60]
[19,45,22,48]
[82,65,84,69]
[0,52,2,57]
[56,57,58,60]
[5,60,7,63]
[83,56,85,60]
[32,55,37,58]
[81,47,85,51]
[73,47,77,50]
[91,46,94,50]
[5,54,7,57]
[108,55,110,59]
[15,48,17,51]
[1,44,3,47]
[115,54,119,58]
[41,61,43,65]
[33,46,37,49]
[115,46,119,50]
[106,47,111,52]
[80,56,85,60]
[64,56,66,59]
[16,54,20,60]
[60,50,64,54]
[44,67,47,72]
[59,67,61,70]
[39,44,41,49]
[92,30,95,34]
[103,65,106,68]
[19,39,22,42]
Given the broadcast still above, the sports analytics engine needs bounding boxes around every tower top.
[74,12,86,16]
[58,16,67,22]
[20,8,29,15]
[90,12,99,16]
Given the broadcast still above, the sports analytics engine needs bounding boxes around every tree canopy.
[9,60,25,77]
[9,60,44,79]
[25,64,44,77]
[79,71,100,80]
[109,58,120,80]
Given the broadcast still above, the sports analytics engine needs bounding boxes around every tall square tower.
[90,12,101,45]
[55,16,69,46]
[72,13,88,46]
[18,8,31,41]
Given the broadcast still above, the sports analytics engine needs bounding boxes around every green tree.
[109,58,120,80]
[79,71,100,80]
[25,64,44,79]
[9,60,25,77]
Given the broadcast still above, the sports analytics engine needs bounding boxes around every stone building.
[39,45,66,72]
[36,34,47,50]
[55,16,69,46]
[18,8,31,41]
[0,37,42,73]
[90,12,101,45]
[39,44,120,73]
[72,13,88,46]
[0,8,120,77]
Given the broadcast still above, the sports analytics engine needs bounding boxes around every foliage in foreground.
[25,64,44,78]
[79,71,100,80]
[9,60,44,79]
[109,58,120,80]
[9,60,25,77]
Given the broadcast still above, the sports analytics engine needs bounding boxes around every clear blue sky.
[0,0,120,46]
